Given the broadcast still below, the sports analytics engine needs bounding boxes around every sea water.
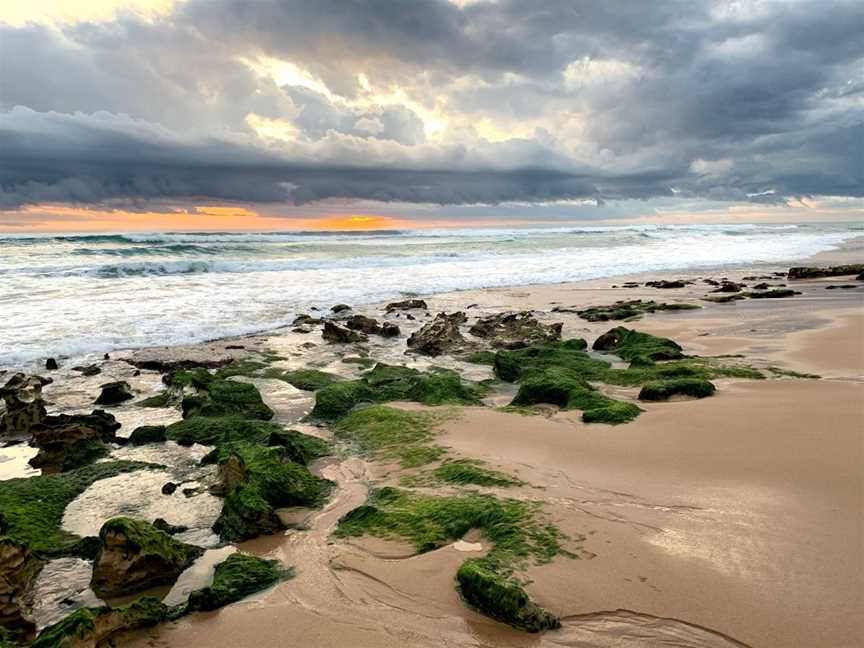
[0,223,859,365]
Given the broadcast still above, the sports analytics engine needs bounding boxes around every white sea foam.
[0,223,858,365]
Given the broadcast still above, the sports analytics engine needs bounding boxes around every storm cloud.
[0,0,861,213]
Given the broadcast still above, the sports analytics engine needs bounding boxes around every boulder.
[0,373,49,438]
[322,321,367,344]
[711,281,745,293]
[91,517,203,597]
[385,298,428,311]
[151,518,188,535]
[71,364,101,377]
[788,264,864,280]
[29,410,121,473]
[330,303,352,314]
[128,425,167,446]
[645,279,688,289]
[161,482,178,495]
[45,358,58,371]
[0,537,41,641]
[94,381,133,406]
[292,313,323,327]
[593,327,684,365]
[406,312,469,356]
[468,311,562,348]
[345,315,400,338]
[187,553,282,612]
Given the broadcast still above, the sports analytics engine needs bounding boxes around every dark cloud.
[0,0,861,213]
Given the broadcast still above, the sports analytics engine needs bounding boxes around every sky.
[0,0,861,231]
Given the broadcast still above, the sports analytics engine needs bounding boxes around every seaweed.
[187,553,287,612]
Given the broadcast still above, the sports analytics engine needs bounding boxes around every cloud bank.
[0,0,861,215]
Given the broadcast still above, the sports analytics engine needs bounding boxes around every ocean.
[0,222,859,365]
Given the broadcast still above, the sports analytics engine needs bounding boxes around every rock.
[161,482,178,495]
[330,303,352,314]
[468,311,562,348]
[175,370,273,420]
[576,300,699,322]
[0,537,41,641]
[858,272,864,281]
[621,282,640,288]
[744,288,800,299]
[292,313,323,326]
[29,410,121,473]
[0,373,49,438]
[292,326,312,334]
[71,364,101,377]
[345,315,400,338]
[225,345,245,350]
[31,596,167,648]
[187,553,282,612]
[711,281,745,293]
[385,298,428,311]
[593,327,684,365]
[406,312,469,356]
[94,381,133,406]
[825,284,859,290]
[788,264,864,280]
[45,358,58,371]
[645,279,688,289]
[151,518,188,535]
[91,517,203,597]
[103,353,110,360]
[128,425,167,446]
[322,321,367,344]
[703,278,720,286]
[638,378,716,401]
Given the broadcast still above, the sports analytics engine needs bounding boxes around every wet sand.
[121,249,863,648]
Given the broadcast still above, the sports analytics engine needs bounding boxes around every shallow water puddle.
[30,557,103,630]
[0,443,40,479]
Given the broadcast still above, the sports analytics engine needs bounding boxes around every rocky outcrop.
[29,410,120,473]
[345,315,400,338]
[128,425,167,446]
[94,381,133,406]
[385,298,428,311]
[0,538,41,641]
[31,597,167,648]
[593,326,684,365]
[788,264,864,280]
[91,517,203,597]
[645,279,689,289]
[187,553,282,612]
[711,281,745,293]
[322,321,367,344]
[0,373,49,438]
[406,312,470,356]
[71,364,101,377]
[468,311,562,349]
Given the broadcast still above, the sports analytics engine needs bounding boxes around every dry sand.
[126,253,863,648]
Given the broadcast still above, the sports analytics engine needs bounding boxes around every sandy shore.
[3,241,860,648]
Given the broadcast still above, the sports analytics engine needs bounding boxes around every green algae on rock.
[128,425,167,445]
[187,553,286,612]
[335,487,570,632]
[91,517,204,597]
[0,461,153,556]
[638,378,717,401]
[265,429,331,466]
[577,300,700,322]
[332,405,446,467]
[212,443,333,542]
[457,558,559,632]
[592,326,684,365]
[266,368,340,391]
[165,416,282,447]
[31,596,167,648]
[404,459,524,488]
[311,363,487,420]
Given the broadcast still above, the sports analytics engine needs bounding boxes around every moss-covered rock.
[31,596,167,648]
[268,369,340,391]
[187,553,284,612]
[457,558,559,632]
[408,459,523,487]
[332,406,444,467]
[577,300,700,322]
[266,429,331,465]
[91,517,203,596]
[128,425,167,445]
[0,461,152,556]
[511,367,642,424]
[592,327,684,365]
[212,443,333,542]
[181,376,273,421]
[135,391,172,408]
[638,378,716,401]
[165,416,282,447]
[311,363,486,421]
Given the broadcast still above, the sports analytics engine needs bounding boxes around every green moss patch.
[766,367,821,379]
[335,487,571,631]
[577,300,700,322]
[637,378,716,401]
[266,429,331,465]
[332,405,447,467]
[187,553,287,612]
[181,376,274,420]
[135,391,172,408]
[263,368,340,391]
[0,461,152,556]
[592,327,684,365]
[311,363,487,420]
[165,416,282,447]
[405,459,523,488]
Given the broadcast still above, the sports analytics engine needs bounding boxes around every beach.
[1,239,862,648]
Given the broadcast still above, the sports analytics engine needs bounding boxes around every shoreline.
[1,241,861,648]
[4,235,862,375]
